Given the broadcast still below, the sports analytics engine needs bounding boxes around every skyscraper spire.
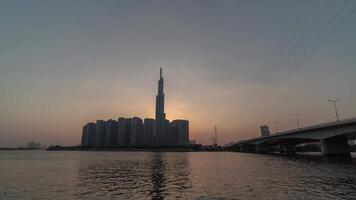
[160,67,162,78]
[155,67,166,145]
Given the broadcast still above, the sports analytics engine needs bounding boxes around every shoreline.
[47,148,196,152]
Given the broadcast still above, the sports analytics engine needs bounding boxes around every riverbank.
[46,145,206,152]
[46,144,226,152]
[0,148,42,150]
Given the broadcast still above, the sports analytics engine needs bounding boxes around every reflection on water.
[0,151,356,200]
[150,153,166,200]
[75,152,191,199]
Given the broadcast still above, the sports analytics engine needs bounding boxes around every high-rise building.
[117,117,131,146]
[104,119,118,147]
[170,120,189,146]
[81,124,89,147]
[260,125,270,137]
[80,68,190,148]
[87,122,96,147]
[144,118,155,146]
[163,119,171,145]
[81,122,96,147]
[155,68,167,146]
[130,117,143,146]
[94,120,106,148]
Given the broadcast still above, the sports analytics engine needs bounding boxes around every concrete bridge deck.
[231,117,356,157]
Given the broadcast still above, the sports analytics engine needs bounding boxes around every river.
[0,151,355,200]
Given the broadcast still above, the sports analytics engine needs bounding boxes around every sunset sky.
[1,0,356,147]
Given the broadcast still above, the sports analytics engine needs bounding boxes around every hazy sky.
[1,0,356,147]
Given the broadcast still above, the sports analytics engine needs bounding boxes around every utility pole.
[292,113,302,129]
[328,99,341,122]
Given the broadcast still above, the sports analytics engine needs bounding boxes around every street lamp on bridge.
[292,113,302,129]
[328,99,341,122]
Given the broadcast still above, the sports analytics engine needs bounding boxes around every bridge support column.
[321,136,350,157]
[256,144,269,154]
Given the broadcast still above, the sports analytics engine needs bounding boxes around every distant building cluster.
[27,141,41,149]
[81,68,190,148]
[260,125,270,137]
[81,118,189,148]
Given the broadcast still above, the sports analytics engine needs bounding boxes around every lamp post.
[292,113,302,129]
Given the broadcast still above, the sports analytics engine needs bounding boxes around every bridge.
[230,117,356,157]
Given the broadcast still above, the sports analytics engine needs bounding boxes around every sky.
[0,0,356,147]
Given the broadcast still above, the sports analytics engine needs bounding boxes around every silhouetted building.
[260,125,270,137]
[94,120,106,148]
[27,142,41,149]
[130,117,143,146]
[162,119,171,145]
[170,120,189,146]
[104,119,118,147]
[80,68,190,148]
[155,68,167,146]
[144,118,155,146]
[117,117,131,146]
[87,122,96,147]
[81,124,89,147]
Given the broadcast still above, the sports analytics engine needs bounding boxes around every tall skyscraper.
[155,68,167,145]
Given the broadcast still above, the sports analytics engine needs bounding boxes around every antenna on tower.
[212,125,218,148]
[160,67,162,78]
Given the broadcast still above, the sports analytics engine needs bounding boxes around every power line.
[241,0,312,102]
[329,99,341,121]
[247,0,355,103]
[259,0,354,99]
[247,0,333,102]
[243,0,320,104]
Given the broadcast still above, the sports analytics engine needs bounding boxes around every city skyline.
[80,68,190,148]
[1,0,356,147]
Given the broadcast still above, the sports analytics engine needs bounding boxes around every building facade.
[104,119,118,147]
[130,117,144,146]
[170,120,189,146]
[94,120,106,148]
[81,124,89,147]
[117,117,131,146]
[81,122,96,147]
[87,122,96,147]
[144,118,155,146]
[260,125,270,137]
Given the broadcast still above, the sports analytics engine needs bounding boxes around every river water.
[0,151,356,200]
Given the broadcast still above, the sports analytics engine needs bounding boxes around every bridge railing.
[233,117,356,145]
